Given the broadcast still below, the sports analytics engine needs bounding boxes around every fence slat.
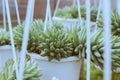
[5,0,19,79]
[86,0,91,80]
[19,0,35,80]
[103,0,112,80]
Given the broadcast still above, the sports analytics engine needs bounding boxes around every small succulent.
[67,25,120,71]
[0,29,10,46]
[56,6,73,18]
[90,7,98,22]
[97,10,120,36]
[13,19,44,53]
[56,5,99,21]
[90,29,120,71]
[0,58,41,80]
[69,5,78,18]
[39,23,73,61]
[67,24,84,57]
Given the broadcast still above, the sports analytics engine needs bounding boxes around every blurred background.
[0,0,117,26]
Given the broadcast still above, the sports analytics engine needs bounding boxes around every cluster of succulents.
[90,29,120,71]
[97,10,120,36]
[0,29,10,46]
[39,24,73,61]
[56,5,99,21]
[13,19,44,53]
[0,58,41,80]
[66,23,120,71]
[12,18,120,70]
[67,24,84,57]
[72,26,120,71]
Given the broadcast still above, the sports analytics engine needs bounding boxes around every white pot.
[53,16,97,32]
[0,45,19,71]
[30,53,81,80]
[53,17,78,31]
[0,45,13,70]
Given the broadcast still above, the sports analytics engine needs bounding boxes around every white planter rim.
[29,53,80,63]
[53,16,78,22]
[53,16,96,24]
[0,45,12,50]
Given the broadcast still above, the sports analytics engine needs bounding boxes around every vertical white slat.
[77,0,83,27]
[117,0,120,15]
[73,0,77,5]
[53,0,60,16]
[96,0,102,22]
[14,0,21,24]
[103,0,112,80]
[44,0,49,32]
[2,0,6,31]
[44,0,52,31]
[5,0,19,79]
[86,0,91,80]
[19,0,35,80]
[48,0,52,28]
[31,0,35,21]
[94,0,97,7]
[95,0,102,30]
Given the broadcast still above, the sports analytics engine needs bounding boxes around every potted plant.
[53,5,99,30]
[0,29,13,69]
[77,26,120,72]
[0,58,41,80]
[96,29,120,72]
[96,10,120,72]
[14,20,84,80]
[30,22,82,80]
[68,25,120,72]
[97,9,120,36]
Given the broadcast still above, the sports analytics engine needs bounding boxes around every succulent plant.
[90,30,120,71]
[13,19,44,53]
[90,7,98,22]
[56,6,73,18]
[67,25,120,71]
[0,29,10,46]
[97,10,120,36]
[39,24,73,61]
[0,58,41,80]
[67,24,84,57]
[56,5,99,21]
[69,5,78,18]
[52,21,64,30]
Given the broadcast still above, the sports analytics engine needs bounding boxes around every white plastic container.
[53,17,78,31]
[53,16,97,32]
[0,45,13,70]
[30,53,81,80]
[0,45,19,71]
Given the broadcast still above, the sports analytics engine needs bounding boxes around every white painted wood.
[53,0,60,16]
[117,0,120,15]
[48,0,52,28]
[5,0,19,79]
[14,0,21,24]
[103,0,112,80]
[2,0,6,31]
[19,0,35,80]
[94,0,97,7]
[86,0,91,80]
[77,0,82,27]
